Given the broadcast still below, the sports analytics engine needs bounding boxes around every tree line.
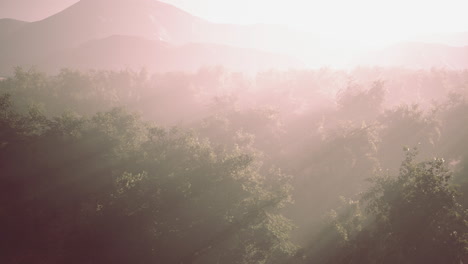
[0,67,467,263]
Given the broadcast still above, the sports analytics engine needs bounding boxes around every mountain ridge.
[1,0,468,74]
[42,34,302,72]
[357,42,468,69]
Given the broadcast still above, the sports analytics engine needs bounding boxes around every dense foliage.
[0,94,294,263]
[1,67,468,263]
[311,149,468,263]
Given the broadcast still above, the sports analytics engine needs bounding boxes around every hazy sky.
[1,0,466,41]
[168,0,468,41]
[0,0,77,21]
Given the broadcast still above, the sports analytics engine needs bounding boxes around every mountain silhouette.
[0,0,305,74]
[43,35,302,72]
[359,42,468,69]
[0,19,28,36]
[0,0,467,74]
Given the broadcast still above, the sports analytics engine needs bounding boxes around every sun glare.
[166,0,467,47]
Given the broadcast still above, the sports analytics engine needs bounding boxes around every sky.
[0,0,77,21]
[1,0,467,43]
[165,0,468,43]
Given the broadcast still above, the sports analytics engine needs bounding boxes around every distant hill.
[0,0,207,71]
[43,35,302,72]
[0,0,79,22]
[0,18,28,36]
[359,42,468,69]
[0,0,467,73]
[0,0,308,74]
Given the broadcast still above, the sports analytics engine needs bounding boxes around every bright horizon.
[166,0,468,43]
[1,0,467,46]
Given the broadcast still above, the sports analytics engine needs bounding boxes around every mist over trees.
[1,66,468,263]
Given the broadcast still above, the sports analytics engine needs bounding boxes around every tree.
[0,96,295,264]
[311,149,468,264]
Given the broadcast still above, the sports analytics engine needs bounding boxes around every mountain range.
[361,42,468,70]
[0,0,467,75]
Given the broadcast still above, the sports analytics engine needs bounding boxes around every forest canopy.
[1,67,467,263]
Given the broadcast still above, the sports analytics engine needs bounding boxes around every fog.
[1,0,467,263]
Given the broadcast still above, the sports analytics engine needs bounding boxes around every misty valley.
[1,66,467,263]
[1,0,468,263]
